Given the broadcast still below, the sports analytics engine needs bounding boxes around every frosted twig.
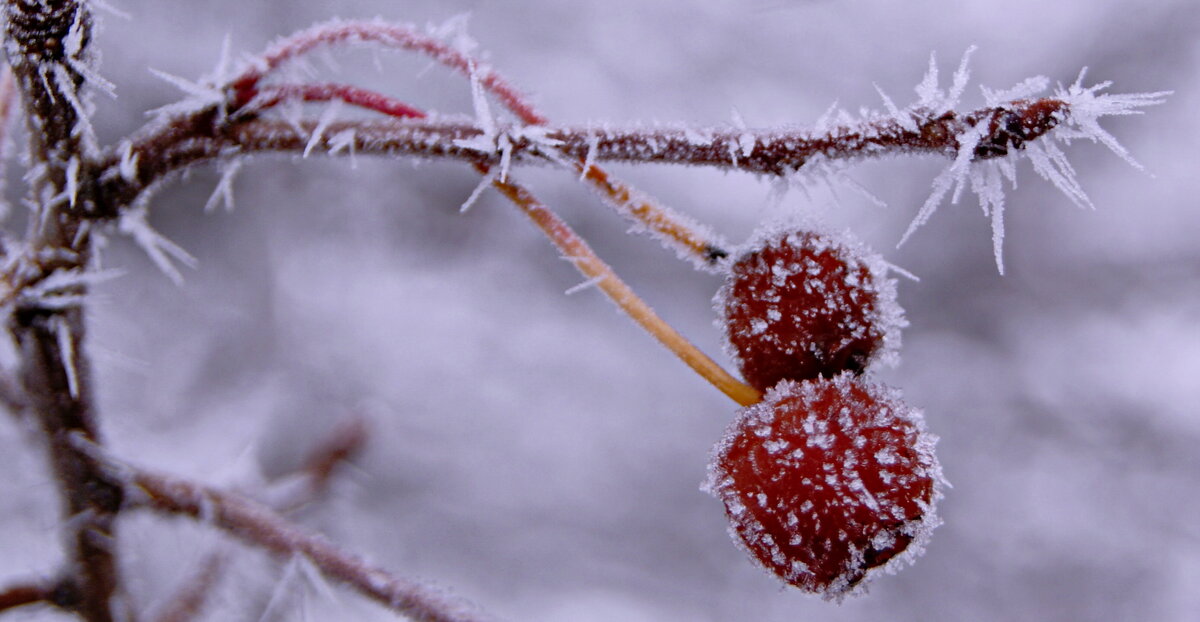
[152,551,228,622]
[204,159,241,213]
[127,465,488,622]
[219,19,730,267]
[152,416,365,622]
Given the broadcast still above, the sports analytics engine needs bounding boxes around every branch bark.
[3,2,123,620]
[127,466,487,622]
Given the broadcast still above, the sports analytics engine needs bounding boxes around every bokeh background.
[1,1,1197,620]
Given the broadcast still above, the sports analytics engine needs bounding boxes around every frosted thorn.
[580,132,599,181]
[564,275,606,296]
[52,317,79,399]
[66,157,79,208]
[205,160,242,213]
[946,45,977,110]
[468,61,497,144]
[874,83,916,133]
[914,52,939,106]
[899,122,985,247]
[148,68,223,103]
[327,128,358,167]
[460,169,496,213]
[212,33,235,85]
[883,261,921,283]
[119,208,198,286]
[118,140,139,182]
[497,133,513,183]
[304,99,343,158]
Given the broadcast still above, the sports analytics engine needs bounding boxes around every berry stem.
[214,80,759,404]
[485,165,761,406]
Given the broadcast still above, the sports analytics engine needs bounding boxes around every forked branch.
[127,465,485,622]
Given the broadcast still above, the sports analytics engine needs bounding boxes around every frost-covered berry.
[716,227,904,391]
[705,373,942,598]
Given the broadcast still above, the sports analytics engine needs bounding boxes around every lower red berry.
[705,373,942,598]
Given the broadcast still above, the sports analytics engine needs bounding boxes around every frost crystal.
[896,51,1168,271]
[118,206,198,285]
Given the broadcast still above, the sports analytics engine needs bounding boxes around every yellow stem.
[485,168,761,406]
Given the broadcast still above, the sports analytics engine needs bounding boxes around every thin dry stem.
[151,415,366,621]
[485,166,760,406]
[129,466,487,622]
[151,552,226,622]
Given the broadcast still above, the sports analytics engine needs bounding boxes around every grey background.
[1,1,1197,620]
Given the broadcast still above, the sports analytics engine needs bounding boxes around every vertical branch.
[3,2,122,621]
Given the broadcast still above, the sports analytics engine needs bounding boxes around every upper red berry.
[705,373,942,598]
[716,227,904,391]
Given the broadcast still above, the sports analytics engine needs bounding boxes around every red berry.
[716,227,904,391]
[705,373,941,597]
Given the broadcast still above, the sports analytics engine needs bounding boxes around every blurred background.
[1,1,1197,620]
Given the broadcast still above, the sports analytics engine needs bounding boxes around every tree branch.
[125,465,487,622]
[0,579,52,613]
[90,96,1062,219]
[3,2,123,620]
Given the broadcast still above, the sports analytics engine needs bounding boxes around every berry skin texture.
[705,373,942,598]
[717,228,904,392]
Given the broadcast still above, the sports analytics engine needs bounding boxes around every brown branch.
[150,416,367,622]
[3,2,123,621]
[90,96,1064,225]
[0,579,52,613]
[126,465,487,622]
[151,551,227,622]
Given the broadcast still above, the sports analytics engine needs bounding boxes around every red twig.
[228,19,544,124]
[219,20,728,266]
[249,83,427,120]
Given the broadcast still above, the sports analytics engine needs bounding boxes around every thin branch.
[126,465,488,622]
[223,19,729,267]
[90,96,1059,216]
[151,551,227,622]
[151,415,367,622]
[484,165,761,406]
[0,579,51,613]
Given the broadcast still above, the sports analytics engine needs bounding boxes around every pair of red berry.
[705,226,942,598]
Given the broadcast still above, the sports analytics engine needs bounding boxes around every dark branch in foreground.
[4,2,123,620]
